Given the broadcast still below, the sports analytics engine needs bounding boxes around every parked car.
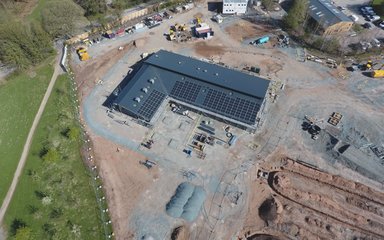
[371,15,381,21]
[350,15,359,22]
[338,6,346,11]
[361,6,373,11]
[363,22,373,29]
[380,22,384,28]
[372,38,381,47]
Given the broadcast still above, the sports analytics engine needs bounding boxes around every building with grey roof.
[308,0,353,35]
[113,50,270,132]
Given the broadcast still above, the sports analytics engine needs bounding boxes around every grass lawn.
[0,65,53,206]
[4,74,104,239]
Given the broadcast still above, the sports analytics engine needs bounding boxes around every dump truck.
[250,36,269,45]
[371,69,384,78]
[77,47,89,61]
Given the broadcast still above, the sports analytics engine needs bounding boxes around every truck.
[77,47,89,61]
[371,69,384,78]
[250,36,269,45]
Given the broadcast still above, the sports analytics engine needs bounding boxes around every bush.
[42,148,59,162]
[14,227,35,240]
[282,0,309,31]
[0,21,53,69]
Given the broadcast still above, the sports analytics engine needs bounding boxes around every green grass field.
[4,74,104,239]
[0,65,52,206]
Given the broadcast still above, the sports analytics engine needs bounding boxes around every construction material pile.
[166,182,206,222]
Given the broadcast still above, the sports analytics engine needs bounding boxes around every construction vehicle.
[195,17,202,25]
[77,47,89,61]
[365,60,373,70]
[371,69,384,78]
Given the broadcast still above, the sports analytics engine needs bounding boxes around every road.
[0,48,63,232]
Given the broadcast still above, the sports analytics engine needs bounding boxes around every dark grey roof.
[308,0,352,28]
[114,50,270,126]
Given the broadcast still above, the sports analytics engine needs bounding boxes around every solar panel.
[137,90,166,120]
[203,89,260,124]
[170,81,201,103]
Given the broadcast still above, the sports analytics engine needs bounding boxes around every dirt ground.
[90,134,158,238]
[225,19,269,42]
[71,0,384,239]
[240,157,384,240]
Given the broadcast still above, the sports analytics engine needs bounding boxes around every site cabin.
[134,22,145,30]
[222,0,248,15]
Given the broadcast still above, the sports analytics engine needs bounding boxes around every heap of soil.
[258,198,278,222]
[171,226,189,240]
[247,234,281,240]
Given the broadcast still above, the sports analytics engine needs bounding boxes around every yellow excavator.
[77,47,89,61]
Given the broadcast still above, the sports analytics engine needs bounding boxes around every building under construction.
[113,50,270,132]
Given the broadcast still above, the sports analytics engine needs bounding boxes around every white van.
[350,15,359,22]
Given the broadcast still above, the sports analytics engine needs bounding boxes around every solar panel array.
[137,90,166,120]
[203,88,260,124]
[170,81,201,103]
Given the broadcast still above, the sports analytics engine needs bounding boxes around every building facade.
[223,0,248,15]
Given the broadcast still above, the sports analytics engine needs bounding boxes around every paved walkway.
[0,50,63,226]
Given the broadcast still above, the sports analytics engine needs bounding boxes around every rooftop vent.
[203,69,207,72]
[197,67,201,70]
[134,97,141,103]
[215,73,219,76]
[149,78,155,84]
[142,88,148,93]
[178,61,182,64]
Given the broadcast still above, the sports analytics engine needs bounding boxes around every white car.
[372,38,381,47]
[371,15,381,21]
[379,22,384,28]
[350,15,359,22]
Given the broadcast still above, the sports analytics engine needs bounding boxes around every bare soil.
[90,135,158,239]
[193,41,226,58]
[225,19,269,42]
[240,157,384,240]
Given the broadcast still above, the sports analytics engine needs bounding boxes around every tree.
[312,37,341,54]
[10,219,26,236]
[262,0,274,11]
[42,1,85,38]
[75,0,106,16]
[0,20,52,69]
[283,0,309,31]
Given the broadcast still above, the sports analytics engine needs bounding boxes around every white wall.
[223,1,248,14]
